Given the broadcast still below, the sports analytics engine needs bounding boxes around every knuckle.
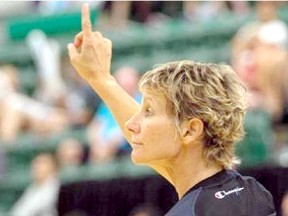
[104,38,112,46]
[82,21,91,29]
[94,31,103,38]
[75,34,83,40]
[76,31,83,37]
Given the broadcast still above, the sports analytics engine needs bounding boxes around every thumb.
[67,43,79,62]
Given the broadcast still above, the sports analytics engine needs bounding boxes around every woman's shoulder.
[193,169,276,216]
[165,169,276,216]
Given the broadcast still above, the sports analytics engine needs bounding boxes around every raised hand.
[68,4,139,145]
[67,3,112,84]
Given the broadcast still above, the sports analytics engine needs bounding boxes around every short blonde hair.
[139,60,247,169]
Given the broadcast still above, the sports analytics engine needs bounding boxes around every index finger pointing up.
[81,3,92,36]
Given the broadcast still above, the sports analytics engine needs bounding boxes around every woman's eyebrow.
[142,96,154,103]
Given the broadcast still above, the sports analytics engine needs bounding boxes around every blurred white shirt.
[11,177,60,216]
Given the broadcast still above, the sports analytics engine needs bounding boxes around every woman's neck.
[173,161,223,199]
[149,147,223,199]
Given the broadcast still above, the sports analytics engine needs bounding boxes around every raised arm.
[67,3,140,143]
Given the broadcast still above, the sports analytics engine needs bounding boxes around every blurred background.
[0,1,288,216]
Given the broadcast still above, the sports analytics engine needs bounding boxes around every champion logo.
[215,187,244,199]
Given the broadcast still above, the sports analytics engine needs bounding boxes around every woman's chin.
[131,151,148,165]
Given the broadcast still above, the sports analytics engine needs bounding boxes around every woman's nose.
[125,114,140,134]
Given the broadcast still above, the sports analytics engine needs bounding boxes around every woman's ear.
[181,118,204,145]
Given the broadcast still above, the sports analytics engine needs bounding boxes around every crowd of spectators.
[0,1,288,215]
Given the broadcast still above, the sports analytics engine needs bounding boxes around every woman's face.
[126,88,183,165]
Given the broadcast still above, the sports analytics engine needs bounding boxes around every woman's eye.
[144,107,153,116]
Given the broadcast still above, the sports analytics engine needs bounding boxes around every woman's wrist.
[88,75,117,91]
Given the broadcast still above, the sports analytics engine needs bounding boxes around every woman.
[67,4,276,215]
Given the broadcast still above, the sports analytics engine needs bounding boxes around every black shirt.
[165,169,276,216]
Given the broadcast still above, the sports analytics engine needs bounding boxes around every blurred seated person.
[11,152,60,216]
[87,66,141,163]
[56,138,85,175]
[0,65,69,143]
[232,1,288,123]
[251,39,288,123]
[232,37,288,123]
